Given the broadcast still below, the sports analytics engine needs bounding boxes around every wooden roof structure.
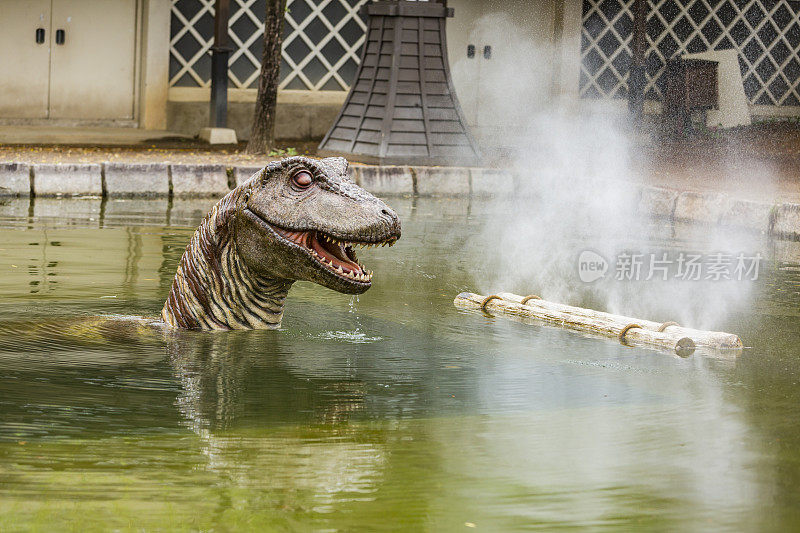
[318,0,480,166]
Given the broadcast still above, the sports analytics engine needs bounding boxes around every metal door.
[447,0,484,127]
[447,0,555,140]
[0,0,53,118]
[48,0,137,120]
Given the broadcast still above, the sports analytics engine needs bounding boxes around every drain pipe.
[628,0,649,123]
[202,0,238,144]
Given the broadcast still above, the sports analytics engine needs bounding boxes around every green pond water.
[1,196,799,532]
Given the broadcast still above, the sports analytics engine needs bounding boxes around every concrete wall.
[167,95,343,141]
[139,0,171,130]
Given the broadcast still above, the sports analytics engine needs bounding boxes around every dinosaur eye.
[292,170,313,189]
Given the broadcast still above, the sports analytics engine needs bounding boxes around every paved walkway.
[642,123,800,203]
[0,139,319,167]
[0,126,193,145]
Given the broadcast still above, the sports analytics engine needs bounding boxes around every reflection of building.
[1,1,798,144]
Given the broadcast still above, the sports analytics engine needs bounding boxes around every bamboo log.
[454,292,743,357]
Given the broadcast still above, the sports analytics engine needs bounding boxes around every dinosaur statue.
[161,156,401,330]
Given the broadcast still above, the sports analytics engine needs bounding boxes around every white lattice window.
[580,0,800,107]
[170,0,370,91]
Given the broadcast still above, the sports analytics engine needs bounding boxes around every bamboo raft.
[454,292,743,357]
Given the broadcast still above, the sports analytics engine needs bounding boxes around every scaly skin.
[161,156,401,330]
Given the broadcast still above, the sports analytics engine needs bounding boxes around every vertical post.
[550,0,565,99]
[209,0,231,128]
[628,0,648,122]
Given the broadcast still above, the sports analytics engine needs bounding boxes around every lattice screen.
[580,0,800,106]
[170,0,370,90]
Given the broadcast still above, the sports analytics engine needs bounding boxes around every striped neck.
[161,190,294,330]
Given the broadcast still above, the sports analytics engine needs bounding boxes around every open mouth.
[266,222,397,284]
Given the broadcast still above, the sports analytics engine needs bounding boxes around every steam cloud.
[460,13,767,330]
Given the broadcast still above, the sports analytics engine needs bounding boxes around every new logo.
[578,250,608,283]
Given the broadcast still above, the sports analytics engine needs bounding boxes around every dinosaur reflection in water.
[167,331,389,506]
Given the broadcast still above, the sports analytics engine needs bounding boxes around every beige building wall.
[166,0,583,145]
[139,0,171,130]
[0,0,169,129]
[0,0,583,141]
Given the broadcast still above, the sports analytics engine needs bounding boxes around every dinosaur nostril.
[381,209,391,217]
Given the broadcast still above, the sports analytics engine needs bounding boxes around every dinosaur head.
[233,156,401,294]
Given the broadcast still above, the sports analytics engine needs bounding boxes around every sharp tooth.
[336,266,344,274]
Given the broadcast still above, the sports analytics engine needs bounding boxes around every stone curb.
[104,162,170,197]
[171,164,229,197]
[34,163,103,197]
[0,163,32,196]
[414,166,471,196]
[635,185,799,238]
[1,162,514,198]
[673,191,731,224]
[773,203,800,238]
[351,165,415,195]
[470,168,516,196]
[3,161,798,239]
[233,165,264,186]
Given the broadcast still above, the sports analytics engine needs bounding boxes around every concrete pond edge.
[1,161,798,240]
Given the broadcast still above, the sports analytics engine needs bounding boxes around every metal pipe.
[628,0,648,121]
[209,0,231,128]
